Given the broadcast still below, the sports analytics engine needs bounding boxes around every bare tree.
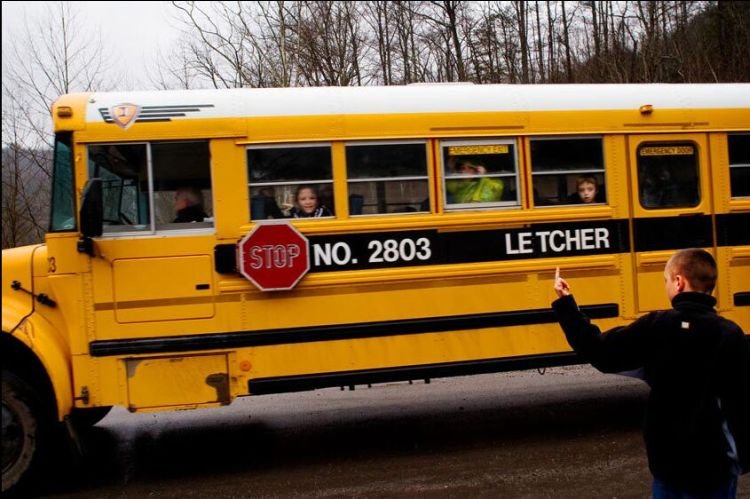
[288,1,368,86]
[418,1,473,81]
[1,103,50,248]
[2,1,113,248]
[254,1,300,87]
[393,1,431,83]
[170,1,256,88]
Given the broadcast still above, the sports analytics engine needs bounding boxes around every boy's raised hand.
[554,266,571,298]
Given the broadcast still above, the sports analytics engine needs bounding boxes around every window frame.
[636,141,701,210]
[88,140,214,236]
[247,142,335,221]
[728,133,750,199]
[345,139,430,217]
[529,135,607,208]
[49,132,77,232]
[440,137,520,211]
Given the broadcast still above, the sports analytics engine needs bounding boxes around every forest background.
[3,1,749,248]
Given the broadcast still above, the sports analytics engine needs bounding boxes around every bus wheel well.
[1,333,58,419]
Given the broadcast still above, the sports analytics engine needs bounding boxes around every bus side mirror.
[78,178,103,256]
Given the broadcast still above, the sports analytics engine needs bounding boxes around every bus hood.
[2,244,44,333]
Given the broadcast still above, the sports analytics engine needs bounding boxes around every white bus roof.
[82,83,750,123]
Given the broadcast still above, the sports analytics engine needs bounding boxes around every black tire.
[70,406,112,427]
[2,370,52,496]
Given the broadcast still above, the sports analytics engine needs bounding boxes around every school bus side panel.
[627,133,714,313]
[710,133,750,327]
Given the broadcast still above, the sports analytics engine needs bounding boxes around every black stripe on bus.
[735,292,750,307]
[215,219,631,274]
[248,352,583,395]
[88,303,618,357]
[215,214,749,275]
[632,215,713,252]
[716,213,750,247]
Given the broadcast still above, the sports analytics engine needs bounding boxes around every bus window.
[152,141,212,229]
[637,142,700,209]
[88,141,213,233]
[88,143,150,232]
[530,137,605,206]
[345,141,429,215]
[729,134,750,198]
[248,144,334,220]
[50,133,75,231]
[441,139,519,210]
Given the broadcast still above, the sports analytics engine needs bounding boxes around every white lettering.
[249,244,301,269]
[331,242,351,265]
[313,242,351,266]
[535,231,550,253]
[249,246,264,269]
[565,230,580,251]
[506,232,534,255]
[285,244,301,267]
[505,233,519,255]
[549,230,566,252]
[519,232,533,253]
[580,228,595,250]
[272,245,287,268]
[533,227,610,253]
[595,228,610,249]
[313,243,333,266]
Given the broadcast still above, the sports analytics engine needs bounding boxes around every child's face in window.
[577,181,597,203]
[456,161,486,175]
[297,188,319,213]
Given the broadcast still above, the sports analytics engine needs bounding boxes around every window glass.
[531,137,605,206]
[50,133,76,231]
[151,142,212,229]
[346,142,429,215]
[88,141,212,233]
[248,145,334,220]
[88,143,150,232]
[729,134,750,198]
[637,142,700,209]
[442,140,519,209]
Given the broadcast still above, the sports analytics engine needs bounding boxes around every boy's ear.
[675,273,687,292]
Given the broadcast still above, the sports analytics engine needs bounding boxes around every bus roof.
[71,83,750,124]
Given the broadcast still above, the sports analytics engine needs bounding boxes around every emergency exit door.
[628,133,715,313]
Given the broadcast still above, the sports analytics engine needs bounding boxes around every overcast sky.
[2,1,180,88]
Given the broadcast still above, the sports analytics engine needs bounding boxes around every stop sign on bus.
[237,223,310,291]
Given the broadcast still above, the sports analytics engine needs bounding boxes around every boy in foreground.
[552,249,749,498]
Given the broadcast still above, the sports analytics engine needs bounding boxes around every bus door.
[627,134,715,313]
[82,141,223,410]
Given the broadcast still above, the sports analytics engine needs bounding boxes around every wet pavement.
[42,365,748,498]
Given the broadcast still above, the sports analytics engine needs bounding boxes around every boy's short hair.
[668,248,717,294]
[575,176,598,189]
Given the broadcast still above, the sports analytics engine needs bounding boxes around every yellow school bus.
[2,83,749,493]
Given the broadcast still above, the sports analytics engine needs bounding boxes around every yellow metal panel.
[52,93,90,131]
[725,247,750,324]
[77,117,246,143]
[9,315,75,420]
[331,142,349,218]
[211,139,250,238]
[113,256,214,323]
[126,354,228,410]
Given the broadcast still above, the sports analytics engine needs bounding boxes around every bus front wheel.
[2,370,51,496]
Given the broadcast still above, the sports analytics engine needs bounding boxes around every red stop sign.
[237,223,310,291]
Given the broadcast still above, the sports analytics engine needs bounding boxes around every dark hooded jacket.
[553,292,750,492]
